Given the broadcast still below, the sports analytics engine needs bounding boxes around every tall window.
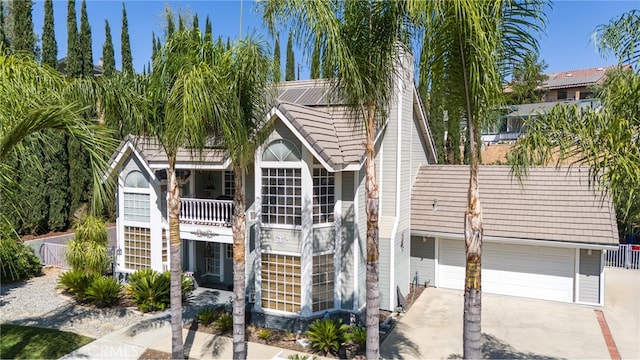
[124,226,151,270]
[224,171,235,197]
[262,168,302,225]
[312,253,335,312]
[261,253,301,312]
[313,168,335,224]
[123,171,150,222]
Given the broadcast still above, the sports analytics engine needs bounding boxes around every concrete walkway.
[61,314,308,360]
[381,267,640,359]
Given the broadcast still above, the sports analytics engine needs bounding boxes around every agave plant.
[306,318,349,356]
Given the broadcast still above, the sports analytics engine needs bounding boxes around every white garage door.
[438,239,574,302]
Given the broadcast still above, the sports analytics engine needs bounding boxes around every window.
[226,244,233,259]
[261,253,301,312]
[313,168,335,224]
[262,168,302,225]
[312,254,335,312]
[124,192,150,222]
[124,170,149,188]
[162,229,168,263]
[224,171,235,197]
[262,139,301,162]
[124,226,151,270]
[557,89,567,100]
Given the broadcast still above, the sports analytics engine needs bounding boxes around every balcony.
[180,198,234,227]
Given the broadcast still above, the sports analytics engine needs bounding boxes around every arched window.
[124,170,149,188]
[262,139,301,162]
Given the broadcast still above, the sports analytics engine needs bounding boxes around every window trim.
[261,167,303,227]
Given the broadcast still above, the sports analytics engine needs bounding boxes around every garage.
[437,239,574,302]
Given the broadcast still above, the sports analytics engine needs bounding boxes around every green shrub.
[257,329,271,342]
[84,277,122,307]
[306,318,349,356]
[57,270,97,300]
[74,215,108,245]
[127,269,170,312]
[127,270,195,313]
[65,238,109,276]
[346,325,366,351]
[287,355,318,360]
[196,307,219,325]
[0,238,41,282]
[215,313,233,332]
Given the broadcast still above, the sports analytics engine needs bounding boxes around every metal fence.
[41,242,69,269]
[605,244,640,269]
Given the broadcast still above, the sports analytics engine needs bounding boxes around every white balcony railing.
[180,198,233,226]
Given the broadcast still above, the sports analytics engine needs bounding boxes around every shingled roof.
[411,165,618,246]
[542,65,626,90]
[115,136,229,168]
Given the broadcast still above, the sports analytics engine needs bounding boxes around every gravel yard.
[0,267,148,338]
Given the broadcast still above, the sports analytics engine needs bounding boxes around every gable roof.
[109,135,229,172]
[411,165,618,246]
[543,65,626,90]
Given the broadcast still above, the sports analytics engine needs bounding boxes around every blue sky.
[30,0,639,78]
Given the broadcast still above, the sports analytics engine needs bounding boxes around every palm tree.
[0,51,116,214]
[595,10,640,70]
[134,28,235,359]
[216,35,272,360]
[262,1,414,358]
[409,1,547,357]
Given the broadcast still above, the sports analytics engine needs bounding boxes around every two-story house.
[105,52,437,328]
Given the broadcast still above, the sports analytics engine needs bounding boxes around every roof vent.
[597,67,604,71]
[566,73,573,77]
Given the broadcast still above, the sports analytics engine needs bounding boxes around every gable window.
[123,170,150,223]
[262,168,302,225]
[313,168,335,224]
[261,139,302,226]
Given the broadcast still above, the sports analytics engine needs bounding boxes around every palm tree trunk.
[364,103,380,360]
[232,165,247,359]
[167,157,184,360]
[463,116,483,360]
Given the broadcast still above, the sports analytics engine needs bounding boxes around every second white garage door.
[438,239,574,303]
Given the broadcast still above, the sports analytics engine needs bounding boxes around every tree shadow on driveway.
[447,333,565,360]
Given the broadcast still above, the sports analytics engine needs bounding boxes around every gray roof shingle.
[411,165,619,246]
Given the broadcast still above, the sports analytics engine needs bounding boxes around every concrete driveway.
[381,268,639,359]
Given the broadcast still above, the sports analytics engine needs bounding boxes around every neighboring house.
[410,165,618,306]
[56,57,104,76]
[541,65,624,102]
[481,98,600,143]
[105,53,438,328]
[483,65,631,144]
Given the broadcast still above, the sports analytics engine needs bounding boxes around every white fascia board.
[148,157,232,171]
[410,230,618,250]
[103,141,157,183]
[413,85,438,161]
[269,107,336,172]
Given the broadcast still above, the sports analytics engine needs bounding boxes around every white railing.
[180,198,233,226]
[605,244,640,269]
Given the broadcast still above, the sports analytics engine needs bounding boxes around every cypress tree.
[42,0,57,68]
[79,0,93,77]
[165,6,175,38]
[285,30,295,81]
[310,37,320,79]
[204,16,211,44]
[273,34,280,82]
[192,13,199,31]
[11,0,35,55]
[65,0,81,77]
[42,0,70,231]
[121,3,133,75]
[178,13,184,31]
[102,20,115,77]
[18,141,48,235]
[0,2,7,49]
